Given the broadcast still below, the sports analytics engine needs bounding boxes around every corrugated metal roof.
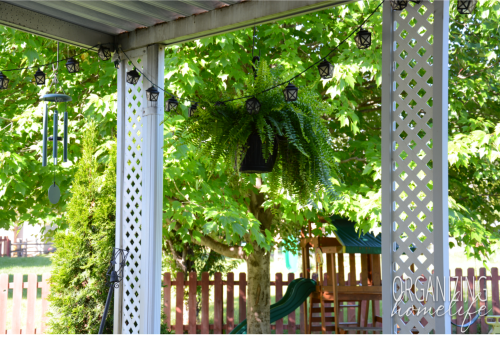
[329,217,382,255]
[3,0,244,36]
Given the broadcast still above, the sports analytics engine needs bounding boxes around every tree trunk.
[246,247,271,334]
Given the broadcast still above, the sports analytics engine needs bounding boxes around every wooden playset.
[300,217,383,334]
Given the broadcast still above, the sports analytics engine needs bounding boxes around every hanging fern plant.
[183,60,341,202]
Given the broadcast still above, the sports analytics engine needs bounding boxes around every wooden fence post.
[455,268,464,335]
[467,268,477,334]
[479,267,488,333]
[201,272,209,334]
[26,274,37,334]
[164,273,171,332]
[492,268,500,315]
[175,272,185,334]
[227,272,234,333]
[214,272,223,334]
[0,274,8,334]
[275,273,283,333]
[189,271,197,334]
[239,272,246,324]
[287,273,296,334]
[12,274,22,334]
[300,273,305,334]
[40,273,50,333]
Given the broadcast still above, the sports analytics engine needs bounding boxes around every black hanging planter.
[239,132,278,173]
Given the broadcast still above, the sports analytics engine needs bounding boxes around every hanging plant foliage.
[183,61,341,202]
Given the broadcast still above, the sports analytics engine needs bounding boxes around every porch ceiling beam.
[0,1,113,49]
[117,0,353,51]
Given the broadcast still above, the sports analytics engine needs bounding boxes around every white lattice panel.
[389,1,439,334]
[121,56,144,334]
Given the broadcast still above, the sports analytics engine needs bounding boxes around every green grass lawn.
[0,255,53,275]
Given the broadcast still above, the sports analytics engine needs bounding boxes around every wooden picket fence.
[0,273,51,334]
[1,268,500,334]
[0,237,11,257]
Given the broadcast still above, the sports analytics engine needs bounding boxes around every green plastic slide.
[230,278,316,334]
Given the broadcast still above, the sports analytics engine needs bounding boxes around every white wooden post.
[381,0,450,334]
[114,47,148,334]
[139,44,165,334]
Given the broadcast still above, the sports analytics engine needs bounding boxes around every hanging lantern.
[188,102,198,117]
[166,96,179,112]
[34,68,46,86]
[0,71,10,89]
[245,97,261,115]
[317,60,334,79]
[146,86,159,107]
[98,45,112,61]
[391,0,408,10]
[126,68,141,85]
[283,83,298,102]
[457,0,476,14]
[355,27,372,50]
[65,57,80,73]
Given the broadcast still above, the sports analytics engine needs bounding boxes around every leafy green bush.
[47,125,116,334]
[184,61,340,202]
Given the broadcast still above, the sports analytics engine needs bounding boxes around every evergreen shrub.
[47,125,116,334]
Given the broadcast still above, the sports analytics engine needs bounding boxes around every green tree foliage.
[0,26,116,230]
[47,126,116,334]
[162,1,500,263]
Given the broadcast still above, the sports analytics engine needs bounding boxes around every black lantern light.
[98,45,112,61]
[34,68,46,86]
[166,96,179,112]
[317,59,334,79]
[283,83,298,102]
[126,68,141,85]
[188,102,198,117]
[146,86,160,107]
[65,57,80,73]
[245,97,261,115]
[457,0,476,14]
[390,0,409,10]
[355,27,372,50]
[0,71,9,89]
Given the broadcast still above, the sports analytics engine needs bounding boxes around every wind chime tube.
[53,110,58,165]
[63,111,68,162]
[42,103,48,167]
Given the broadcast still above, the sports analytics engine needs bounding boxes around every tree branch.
[341,157,367,164]
[192,234,247,260]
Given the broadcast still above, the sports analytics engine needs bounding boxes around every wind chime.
[41,42,72,204]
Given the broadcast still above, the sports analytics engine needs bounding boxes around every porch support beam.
[139,44,165,334]
[117,0,353,51]
[0,1,112,49]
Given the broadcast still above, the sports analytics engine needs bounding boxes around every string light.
[0,72,9,89]
[391,0,409,10]
[355,27,372,49]
[34,68,46,86]
[245,97,261,114]
[317,60,334,79]
[98,45,112,61]
[166,96,179,112]
[283,83,298,102]
[146,86,159,107]
[188,102,198,117]
[457,0,476,14]
[126,68,141,85]
[65,58,80,73]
